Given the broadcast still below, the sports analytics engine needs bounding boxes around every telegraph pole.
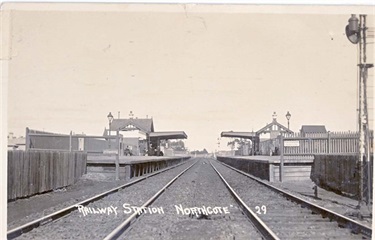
[360,15,373,206]
[345,14,373,210]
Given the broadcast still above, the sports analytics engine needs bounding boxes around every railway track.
[8,157,371,239]
[7,159,195,239]
[113,158,267,240]
[102,160,197,240]
[211,159,372,239]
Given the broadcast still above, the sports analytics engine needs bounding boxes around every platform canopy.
[149,131,187,140]
[221,131,258,139]
[221,131,260,154]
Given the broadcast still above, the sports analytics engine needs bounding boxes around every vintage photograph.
[2,2,374,239]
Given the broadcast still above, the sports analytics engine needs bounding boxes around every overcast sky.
[2,3,374,151]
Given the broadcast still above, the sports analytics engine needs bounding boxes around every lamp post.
[107,112,113,148]
[345,14,373,209]
[285,111,291,130]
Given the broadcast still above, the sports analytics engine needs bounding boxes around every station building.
[105,114,187,156]
[23,113,187,157]
[221,113,331,156]
[221,112,293,156]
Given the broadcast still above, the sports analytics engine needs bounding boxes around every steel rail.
[217,160,372,238]
[7,159,192,239]
[103,160,198,240]
[210,161,280,240]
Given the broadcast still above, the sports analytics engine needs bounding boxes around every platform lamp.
[107,112,114,148]
[285,111,291,130]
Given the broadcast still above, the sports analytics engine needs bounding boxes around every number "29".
[255,205,267,214]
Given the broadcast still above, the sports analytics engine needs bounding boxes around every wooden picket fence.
[282,131,363,156]
[8,150,87,201]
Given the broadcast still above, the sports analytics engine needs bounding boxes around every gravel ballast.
[124,158,262,240]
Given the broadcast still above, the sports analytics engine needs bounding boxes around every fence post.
[115,130,120,180]
[26,127,30,150]
[327,131,331,154]
[119,137,123,156]
[69,131,72,152]
[252,138,255,156]
[279,135,284,182]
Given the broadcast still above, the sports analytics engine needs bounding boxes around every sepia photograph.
[1,1,374,239]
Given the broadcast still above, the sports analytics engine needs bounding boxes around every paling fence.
[278,131,372,165]
[259,131,372,158]
[26,128,120,153]
[25,128,124,180]
[280,131,373,163]
[8,128,124,200]
[282,132,363,154]
[7,150,87,201]
[311,154,373,202]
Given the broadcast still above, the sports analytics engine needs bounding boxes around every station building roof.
[106,117,187,140]
[110,118,154,133]
[256,121,293,135]
[149,131,187,140]
[300,125,327,133]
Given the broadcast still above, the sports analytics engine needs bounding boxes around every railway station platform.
[87,155,191,180]
[216,155,312,182]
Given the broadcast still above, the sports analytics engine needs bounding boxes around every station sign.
[284,141,300,147]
